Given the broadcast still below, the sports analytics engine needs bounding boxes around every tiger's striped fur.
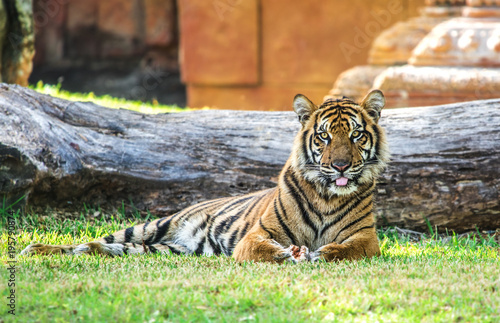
[21,90,389,263]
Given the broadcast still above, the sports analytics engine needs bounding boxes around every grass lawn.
[1,207,499,323]
[30,82,188,114]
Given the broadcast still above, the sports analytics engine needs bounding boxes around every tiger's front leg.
[310,230,381,262]
[233,229,309,263]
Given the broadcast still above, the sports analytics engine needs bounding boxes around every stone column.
[464,0,500,17]
[330,0,500,108]
[373,0,500,107]
[329,0,464,103]
[370,0,466,66]
[410,0,500,66]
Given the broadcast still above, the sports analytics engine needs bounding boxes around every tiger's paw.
[310,243,345,262]
[283,245,310,263]
[20,243,74,256]
[309,251,323,263]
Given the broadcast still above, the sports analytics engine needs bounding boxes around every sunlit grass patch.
[1,208,499,322]
[30,81,188,114]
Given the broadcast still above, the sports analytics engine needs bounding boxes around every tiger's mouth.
[335,176,349,186]
[321,173,354,188]
[302,169,360,196]
[318,168,354,187]
[300,163,361,193]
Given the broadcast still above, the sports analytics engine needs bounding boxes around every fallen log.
[0,84,499,233]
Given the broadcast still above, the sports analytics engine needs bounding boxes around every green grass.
[1,208,499,322]
[30,81,188,114]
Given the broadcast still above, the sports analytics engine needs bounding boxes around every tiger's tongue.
[336,177,348,186]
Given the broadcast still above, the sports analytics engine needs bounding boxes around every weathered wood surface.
[0,84,499,232]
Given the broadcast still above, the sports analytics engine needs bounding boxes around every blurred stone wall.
[32,0,178,71]
[179,0,426,110]
[32,0,431,109]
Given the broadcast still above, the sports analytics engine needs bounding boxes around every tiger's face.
[291,90,389,197]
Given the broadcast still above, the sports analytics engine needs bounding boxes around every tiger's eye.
[352,130,361,138]
[320,132,329,140]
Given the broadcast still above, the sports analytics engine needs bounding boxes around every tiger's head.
[291,90,389,197]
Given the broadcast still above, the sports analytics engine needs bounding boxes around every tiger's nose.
[332,161,350,172]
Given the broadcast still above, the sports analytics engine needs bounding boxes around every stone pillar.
[369,0,465,66]
[463,0,500,17]
[373,0,500,107]
[329,0,464,103]
[410,0,500,66]
[330,0,500,107]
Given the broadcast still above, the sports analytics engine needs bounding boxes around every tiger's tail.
[21,216,182,256]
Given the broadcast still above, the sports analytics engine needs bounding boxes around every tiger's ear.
[361,90,385,123]
[293,94,317,126]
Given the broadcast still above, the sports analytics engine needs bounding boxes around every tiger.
[21,89,389,263]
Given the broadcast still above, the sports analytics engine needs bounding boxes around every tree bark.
[0,0,34,85]
[0,84,499,233]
